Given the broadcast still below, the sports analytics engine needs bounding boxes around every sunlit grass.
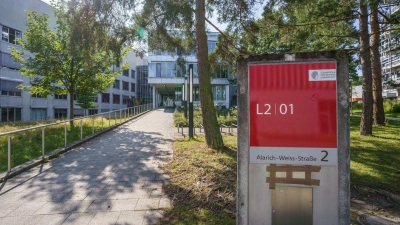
[0,115,128,173]
[350,116,400,192]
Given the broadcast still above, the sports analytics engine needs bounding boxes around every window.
[131,69,136,79]
[208,41,217,53]
[2,26,22,45]
[122,69,129,77]
[212,86,226,101]
[156,63,161,77]
[88,109,98,115]
[0,52,22,70]
[131,83,135,92]
[31,84,45,98]
[194,86,200,101]
[1,108,22,122]
[113,79,120,89]
[113,94,120,104]
[0,79,22,96]
[102,93,110,103]
[122,81,129,90]
[54,94,67,100]
[175,87,182,101]
[122,95,130,104]
[54,108,67,119]
[31,108,47,120]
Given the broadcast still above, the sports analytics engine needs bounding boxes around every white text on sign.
[256,103,294,115]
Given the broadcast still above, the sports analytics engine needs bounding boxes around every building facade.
[380,3,400,98]
[147,32,236,109]
[0,0,146,122]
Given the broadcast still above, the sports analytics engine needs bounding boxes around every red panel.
[249,62,337,148]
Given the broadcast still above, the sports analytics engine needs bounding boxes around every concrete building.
[147,32,236,109]
[0,0,147,122]
[380,2,400,98]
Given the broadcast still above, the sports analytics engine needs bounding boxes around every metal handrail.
[1,103,154,173]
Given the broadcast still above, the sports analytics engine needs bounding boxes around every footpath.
[0,108,174,225]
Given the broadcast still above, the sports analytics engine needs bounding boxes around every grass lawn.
[0,115,124,173]
[161,116,400,224]
[158,136,237,225]
[350,116,400,192]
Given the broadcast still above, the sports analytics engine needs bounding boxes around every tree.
[136,0,257,149]
[238,0,391,135]
[11,1,130,121]
[370,1,385,126]
[359,0,374,135]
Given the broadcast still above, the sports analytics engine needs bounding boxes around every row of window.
[100,93,131,104]
[122,69,136,79]
[148,62,232,79]
[0,107,102,122]
[148,41,217,56]
[2,26,22,45]
[1,90,135,104]
[113,80,136,92]
[174,85,226,102]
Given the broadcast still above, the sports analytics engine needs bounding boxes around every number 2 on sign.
[321,150,328,162]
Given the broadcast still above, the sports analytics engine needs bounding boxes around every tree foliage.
[135,0,259,149]
[10,1,132,120]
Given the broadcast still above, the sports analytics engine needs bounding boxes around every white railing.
[0,103,153,173]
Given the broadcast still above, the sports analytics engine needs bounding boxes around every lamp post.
[189,64,194,138]
[183,76,188,118]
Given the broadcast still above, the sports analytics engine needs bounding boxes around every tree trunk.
[370,3,385,126]
[195,0,224,149]
[359,0,373,135]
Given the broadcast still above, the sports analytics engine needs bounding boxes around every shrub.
[393,102,400,113]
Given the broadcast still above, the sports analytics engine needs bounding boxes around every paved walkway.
[0,108,174,225]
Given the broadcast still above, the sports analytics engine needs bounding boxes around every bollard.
[42,128,45,158]
[8,136,11,172]
[65,122,67,147]
[80,119,83,140]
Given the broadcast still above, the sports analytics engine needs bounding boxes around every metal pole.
[80,119,83,140]
[42,127,45,158]
[108,112,110,127]
[114,111,116,125]
[65,122,67,147]
[102,116,103,130]
[92,117,94,135]
[189,64,194,138]
[120,109,122,124]
[8,136,11,172]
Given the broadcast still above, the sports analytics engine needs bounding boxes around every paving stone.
[8,201,47,216]
[0,202,24,217]
[135,199,160,210]
[111,199,139,212]
[143,210,165,225]
[62,213,95,225]
[85,199,116,213]
[88,211,120,225]
[35,200,93,215]
[0,109,173,224]
[33,214,69,225]
[116,211,146,225]
[0,215,42,225]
